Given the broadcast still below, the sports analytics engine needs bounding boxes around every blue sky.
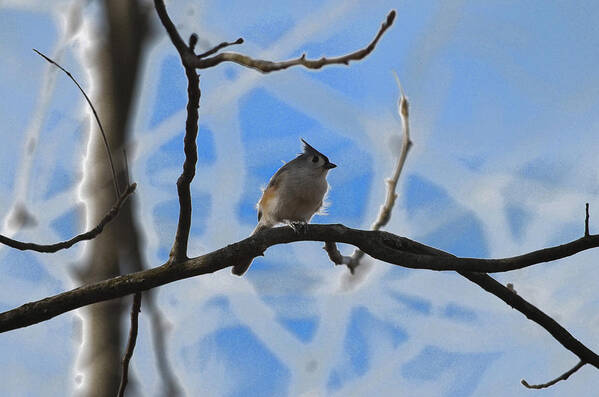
[2,1,599,396]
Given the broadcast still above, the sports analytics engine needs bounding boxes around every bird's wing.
[266,159,296,189]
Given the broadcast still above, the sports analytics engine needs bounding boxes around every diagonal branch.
[117,292,142,397]
[192,10,396,73]
[0,183,136,253]
[196,37,244,59]
[521,360,585,389]
[153,0,187,55]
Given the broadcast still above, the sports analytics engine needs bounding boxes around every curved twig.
[0,184,136,253]
[33,49,120,199]
[521,360,585,389]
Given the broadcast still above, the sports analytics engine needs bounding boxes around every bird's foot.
[288,220,308,234]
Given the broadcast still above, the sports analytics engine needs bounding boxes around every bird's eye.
[312,156,319,163]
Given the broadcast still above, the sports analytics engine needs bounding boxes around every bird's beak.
[324,162,337,169]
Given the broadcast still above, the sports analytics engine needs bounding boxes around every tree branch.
[328,72,412,273]
[117,292,142,397]
[196,37,244,59]
[192,10,396,73]
[2,223,599,337]
[521,360,585,389]
[33,49,120,199]
[0,183,136,253]
[152,0,187,55]
[585,203,590,237]
[153,0,200,263]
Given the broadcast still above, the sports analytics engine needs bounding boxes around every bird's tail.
[231,223,269,276]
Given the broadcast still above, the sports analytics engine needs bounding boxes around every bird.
[232,138,337,276]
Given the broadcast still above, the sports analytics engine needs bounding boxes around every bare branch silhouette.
[2,224,599,373]
[118,292,142,397]
[0,183,136,253]
[521,360,585,389]
[153,0,201,263]
[585,203,590,237]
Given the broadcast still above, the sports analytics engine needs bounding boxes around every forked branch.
[193,10,396,73]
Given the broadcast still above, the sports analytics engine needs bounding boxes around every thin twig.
[196,37,244,59]
[117,292,142,397]
[33,49,120,200]
[326,72,412,273]
[193,10,396,73]
[0,183,136,253]
[521,360,585,389]
[585,203,590,237]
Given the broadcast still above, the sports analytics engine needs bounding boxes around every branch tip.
[386,10,397,26]
[189,33,198,50]
[585,203,590,237]
[521,360,585,389]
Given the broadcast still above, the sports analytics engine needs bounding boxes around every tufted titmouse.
[232,138,337,276]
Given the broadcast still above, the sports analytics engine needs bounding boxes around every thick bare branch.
[192,10,396,73]
[0,183,136,253]
[2,223,599,344]
[117,292,142,397]
[521,360,585,389]
[33,49,120,199]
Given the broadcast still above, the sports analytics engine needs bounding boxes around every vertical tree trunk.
[74,1,148,395]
